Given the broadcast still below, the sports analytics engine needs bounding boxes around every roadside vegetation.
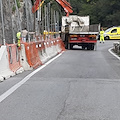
[70,0,120,27]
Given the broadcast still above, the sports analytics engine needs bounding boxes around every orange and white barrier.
[44,39,53,59]
[0,35,65,81]
[0,46,15,81]
[7,44,24,74]
[24,42,42,68]
[35,41,48,64]
[19,36,65,69]
[50,40,57,56]
[20,44,33,70]
[20,41,46,70]
[56,39,62,53]
[59,38,66,51]
[52,38,63,54]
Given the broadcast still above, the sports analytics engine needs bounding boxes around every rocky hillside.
[0,0,34,44]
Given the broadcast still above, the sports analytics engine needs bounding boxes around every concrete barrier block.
[0,46,14,80]
[20,44,33,70]
[16,67,24,74]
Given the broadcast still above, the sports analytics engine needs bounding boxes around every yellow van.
[104,27,120,39]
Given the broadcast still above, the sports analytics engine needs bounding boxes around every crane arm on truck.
[32,0,45,13]
[32,0,73,16]
[55,0,73,16]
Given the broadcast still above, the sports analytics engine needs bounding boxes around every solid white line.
[0,52,64,103]
[108,48,120,60]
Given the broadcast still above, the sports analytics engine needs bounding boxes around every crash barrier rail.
[0,35,65,82]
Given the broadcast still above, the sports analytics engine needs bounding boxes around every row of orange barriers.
[19,36,65,70]
[0,36,65,81]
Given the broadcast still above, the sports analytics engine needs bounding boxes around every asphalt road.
[0,40,120,120]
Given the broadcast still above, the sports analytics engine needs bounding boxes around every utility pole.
[42,6,44,34]
[34,11,36,33]
[37,1,40,35]
[44,5,47,31]
[47,3,50,32]
[24,0,30,42]
[56,11,59,32]
[51,8,53,33]
[0,0,5,45]
[14,0,21,31]
[39,2,42,35]
[29,2,33,31]
[54,10,56,33]
[8,0,15,44]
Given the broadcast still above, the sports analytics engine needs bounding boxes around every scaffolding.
[0,0,64,44]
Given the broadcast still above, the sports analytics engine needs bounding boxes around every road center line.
[0,52,64,103]
[108,48,120,60]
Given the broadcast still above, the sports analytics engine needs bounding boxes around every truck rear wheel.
[87,45,90,50]
[82,45,85,50]
[91,44,94,50]
[65,41,68,49]
[87,44,94,50]
[70,44,73,49]
[68,44,73,50]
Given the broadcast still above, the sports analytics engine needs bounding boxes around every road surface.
[0,40,120,120]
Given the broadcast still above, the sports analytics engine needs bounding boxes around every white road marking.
[0,52,64,103]
[108,48,120,60]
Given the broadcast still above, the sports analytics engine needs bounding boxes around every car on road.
[104,26,120,40]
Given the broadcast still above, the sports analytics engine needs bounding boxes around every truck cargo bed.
[69,32,99,35]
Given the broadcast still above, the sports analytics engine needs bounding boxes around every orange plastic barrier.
[45,40,51,48]
[24,42,42,68]
[52,38,57,46]
[36,41,42,51]
[7,44,21,72]
[35,41,45,56]
[53,38,66,53]
[59,38,66,51]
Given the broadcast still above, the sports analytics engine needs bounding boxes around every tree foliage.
[70,0,120,27]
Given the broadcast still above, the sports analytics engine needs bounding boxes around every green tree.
[69,0,120,27]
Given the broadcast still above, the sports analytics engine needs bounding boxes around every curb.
[108,48,120,60]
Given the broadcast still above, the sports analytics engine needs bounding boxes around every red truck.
[61,15,100,50]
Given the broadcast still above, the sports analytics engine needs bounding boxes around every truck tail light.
[88,35,97,40]
[70,35,78,37]
[70,38,77,40]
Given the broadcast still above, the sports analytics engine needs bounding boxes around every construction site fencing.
[0,33,65,82]
[20,34,65,70]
